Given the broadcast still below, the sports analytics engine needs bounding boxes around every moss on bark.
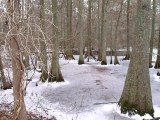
[78,59,84,65]
[48,72,64,82]
[119,100,154,117]
[101,60,107,65]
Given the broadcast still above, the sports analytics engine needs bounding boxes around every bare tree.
[119,0,154,116]
[78,0,84,65]
[124,0,130,60]
[0,49,12,90]
[155,25,160,68]
[97,0,102,61]
[86,0,93,62]
[101,0,107,65]
[48,0,64,82]
[7,0,28,119]
[113,0,123,65]
[65,0,74,60]
[39,0,48,82]
[149,0,156,68]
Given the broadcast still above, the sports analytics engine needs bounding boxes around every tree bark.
[86,0,92,62]
[110,18,113,64]
[155,25,160,68]
[0,49,12,90]
[124,0,130,60]
[39,0,48,82]
[119,0,154,117]
[149,0,156,68]
[78,0,84,65]
[97,0,102,61]
[48,0,64,82]
[65,0,74,60]
[114,0,123,65]
[7,0,28,119]
[101,0,107,65]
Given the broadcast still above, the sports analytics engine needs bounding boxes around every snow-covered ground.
[0,55,160,120]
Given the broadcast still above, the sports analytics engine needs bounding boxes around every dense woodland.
[0,0,160,120]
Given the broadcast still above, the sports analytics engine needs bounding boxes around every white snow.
[0,55,160,120]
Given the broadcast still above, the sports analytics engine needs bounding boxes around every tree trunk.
[101,0,107,65]
[23,0,32,70]
[78,0,84,65]
[65,0,74,60]
[7,0,28,119]
[124,0,130,60]
[119,0,154,117]
[0,49,12,90]
[155,25,160,68]
[149,0,156,68]
[110,18,113,64]
[87,0,92,62]
[48,0,64,82]
[114,0,123,65]
[97,0,102,61]
[39,0,48,82]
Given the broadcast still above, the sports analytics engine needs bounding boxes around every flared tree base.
[65,50,75,60]
[119,101,154,117]
[114,55,120,65]
[40,71,48,82]
[124,54,130,60]
[2,82,12,90]
[65,55,75,60]
[154,61,160,69]
[48,73,64,82]
[78,56,84,65]
[114,59,120,65]
[101,61,107,65]
[97,55,102,61]
[78,59,84,65]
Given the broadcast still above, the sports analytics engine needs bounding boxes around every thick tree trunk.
[39,0,48,82]
[124,0,130,60]
[149,0,156,68]
[8,0,28,119]
[48,0,64,82]
[155,26,160,68]
[65,0,74,60]
[119,0,154,117]
[101,0,107,65]
[78,0,84,65]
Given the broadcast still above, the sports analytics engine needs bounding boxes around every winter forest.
[0,0,160,120]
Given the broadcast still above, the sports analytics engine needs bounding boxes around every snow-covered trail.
[39,59,160,120]
[42,62,120,112]
[40,60,135,120]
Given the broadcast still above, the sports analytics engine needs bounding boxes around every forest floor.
[0,55,160,120]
